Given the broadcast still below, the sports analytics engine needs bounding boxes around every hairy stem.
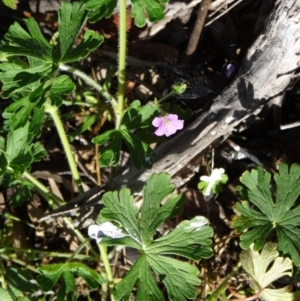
[0,254,38,273]
[99,244,116,301]
[115,0,127,130]
[59,64,118,108]
[23,171,64,206]
[44,105,83,194]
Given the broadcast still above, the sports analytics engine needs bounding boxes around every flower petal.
[154,123,168,136]
[153,114,184,137]
[170,118,184,130]
[164,124,178,137]
[167,114,179,121]
[152,117,163,127]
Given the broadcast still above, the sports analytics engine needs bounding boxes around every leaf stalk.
[115,0,127,130]
[44,104,84,194]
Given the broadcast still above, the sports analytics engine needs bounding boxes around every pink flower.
[152,114,184,137]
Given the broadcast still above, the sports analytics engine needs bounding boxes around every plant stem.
[157,90,176,104]
[98,244,116,301]
[0,258,7,289]
[207,263,240,301]
[96,3,128,298]
[44,105,84,194]
[59,64,117,108]
[0,254,38,273]
[66,238,91,263]
[115,0,127,130]
[23,171,64,206]
[22,171,100,259]
[1,247,98,261]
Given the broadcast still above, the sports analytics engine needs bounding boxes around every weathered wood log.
[108,0,300,192]
[41,0,300,225]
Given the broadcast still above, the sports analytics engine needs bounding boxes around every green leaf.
[28,108,44,137]
[37,262,104,297]
[37,264,65,291]
[114,254,164,301]
[6,123,29,163]
[0,288,13,301]
[85,0,118,22]
[0,151,8,176]
[93,130,122,167]
[121,130,155,169]
[77,265,104,289]
[232,164,300,266]
[2,0,17,9]
[92,100,157,169]
[8,100,33,130]
[140,172,182,245]
[147,255,200,301]
[58,271,75,301]
[101,189,141,243]
[130,0,167,27]
[121,100,157,130]
[5,267,38,293]
[0,62,52,98]
[148,216,214,260]
[240,242,300,301]
[93,127,155,168]
[0,176,34,206]
[69,114,97,141]
[30,142,47,162]
[0,18,52,60]
[99,131,123,167]
[9,151,32,174]
[56,1,88,61]
[90,173,213,300]
[92,129,118,145]
[51,75,76,95]
[62,30,104,63]
[0,137,5,151]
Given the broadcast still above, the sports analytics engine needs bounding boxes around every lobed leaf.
[131,0,166,27]
[91,173,213,300]
[147,254,200,301]
[2,0,17,9]
[240,243,300,301]
[101,189,141,244]
[0,62,52,98]
[85,0,118,22]
[0,18,52,60]
[121,100,157,130]
[232,164,300,265]
[58,271,75,301]
[114,254,164,301]
[121,129,155,169]
[61,30,104,63]
[140,172,180,245]
[56,1,88,61]
[148,216,213,260]
[6,123,29,164]
[37,262,104,293]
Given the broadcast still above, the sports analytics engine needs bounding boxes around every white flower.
[88,222,127,243]
[200,168,226,197]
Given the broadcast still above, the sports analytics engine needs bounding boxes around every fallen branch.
[109,0,300,192]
